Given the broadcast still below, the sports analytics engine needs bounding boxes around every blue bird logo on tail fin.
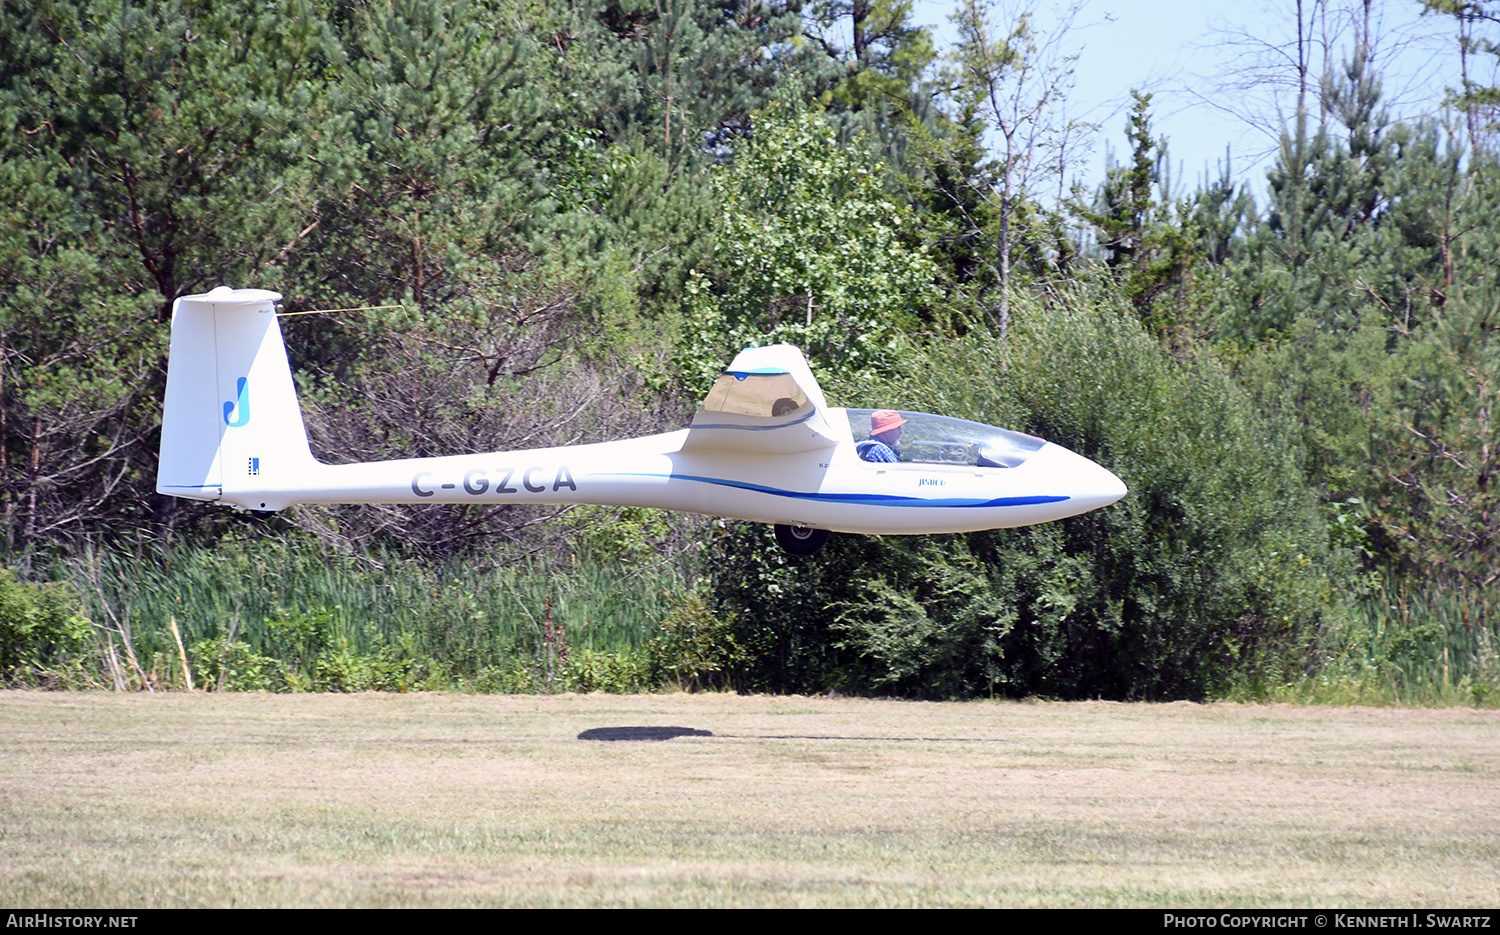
[223,377,250,427]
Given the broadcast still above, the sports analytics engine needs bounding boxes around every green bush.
[188,638,279,692]
[566,648,653,694]
[0,568,90,685]
[709,285,1341,699]
[314,633,448,693]
[648,593,743,691]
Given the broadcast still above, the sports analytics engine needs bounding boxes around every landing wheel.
[774,523,830,556]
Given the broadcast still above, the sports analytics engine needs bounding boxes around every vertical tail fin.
[156,286,317,510]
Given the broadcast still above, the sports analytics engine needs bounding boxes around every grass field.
[2,692,1497,908]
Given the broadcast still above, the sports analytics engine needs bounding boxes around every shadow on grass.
[577,726,715,741]
[577,726,1006,742]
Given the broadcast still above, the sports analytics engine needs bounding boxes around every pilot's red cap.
[870,410,907,435]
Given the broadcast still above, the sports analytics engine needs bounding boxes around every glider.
[157,287,1127,554]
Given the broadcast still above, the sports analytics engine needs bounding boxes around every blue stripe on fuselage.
[588,471,1069,508]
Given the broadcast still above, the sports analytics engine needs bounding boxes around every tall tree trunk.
[997,185,1011,336]
[24,413,40,552]
[852,0,871,64]
[0,345,9,553]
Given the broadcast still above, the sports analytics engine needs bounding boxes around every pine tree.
[0,0,337,546]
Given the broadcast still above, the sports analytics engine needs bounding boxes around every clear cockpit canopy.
[846,409,1047,468]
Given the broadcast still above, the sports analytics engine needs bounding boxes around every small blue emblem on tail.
[223,377,250,427]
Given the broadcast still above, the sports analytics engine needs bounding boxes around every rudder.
[156,286,317,510]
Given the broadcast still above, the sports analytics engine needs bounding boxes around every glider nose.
[1080,457,1127,511]
[1094,462,1128,506]
[1040,443,1127,512]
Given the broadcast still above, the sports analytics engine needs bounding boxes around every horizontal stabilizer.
[681,345,843,454]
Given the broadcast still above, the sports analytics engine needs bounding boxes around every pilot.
[856,410,905,463]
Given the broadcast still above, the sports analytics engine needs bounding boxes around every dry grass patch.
[1,692,1497,907]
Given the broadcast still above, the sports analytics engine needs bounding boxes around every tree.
[942,0,1084,333]
[0,0,337,321]
[270,0,674,558]
[679,102,938,393]
[0,0,337,550]
[1072,92,1218,343]
[1422,0,1500,155]
[1372,284,1499,596]
[1082,92,1160,273]
[538,0,815,316]
[803,0,936,113]
[0,0,702,555]
[902,99,1001,307]
[567,0,810,161]
[1202,44,1500,598]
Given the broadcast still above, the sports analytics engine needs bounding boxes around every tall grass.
[8,533,1496,706]
[47,534,690,692]
[1264,581,1499,706]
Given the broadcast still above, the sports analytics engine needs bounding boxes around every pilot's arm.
[856,439,900,463]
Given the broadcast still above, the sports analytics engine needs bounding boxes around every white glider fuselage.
[227,420,1121,535]
[157,287,1126,535]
